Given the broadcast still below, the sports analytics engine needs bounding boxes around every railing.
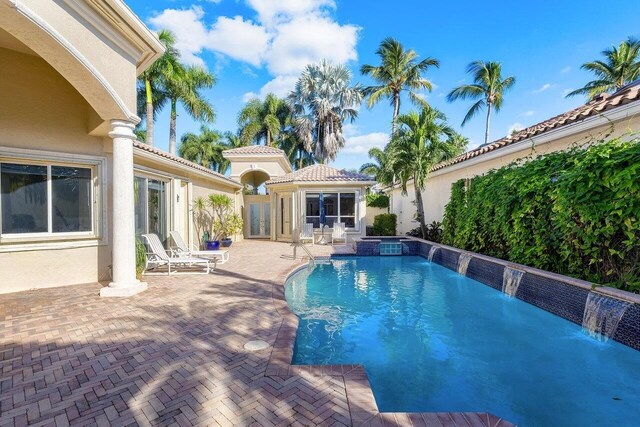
[293,242,316,268]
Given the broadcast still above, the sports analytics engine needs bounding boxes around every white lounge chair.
[331,222,347,246]
[169,230,229,264]
[142,233,213,275]
[299,222,314,246]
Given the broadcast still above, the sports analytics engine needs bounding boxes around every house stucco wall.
[14,0,139,113]
[390,117,640,234]
[0,47,241,294]
[0,47,113,293]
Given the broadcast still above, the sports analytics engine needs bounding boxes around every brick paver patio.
[0,241,513,426]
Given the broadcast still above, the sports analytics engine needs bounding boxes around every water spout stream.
[582,292,630,341]
[502,267,524,297]
[457,253,473,276]
[427,246,439,262]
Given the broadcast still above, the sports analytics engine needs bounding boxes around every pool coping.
[396,237,640,305]
[267,261,516,427]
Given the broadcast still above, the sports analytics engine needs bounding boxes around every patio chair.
[331,222,347,246]
[299,222,314,246]
[169,230,229,264]
[142,234,213,275]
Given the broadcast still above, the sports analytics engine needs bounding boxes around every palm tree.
[179,127,245,174]
[288,60,363,163]
[566,37,640,100]
[216,132,247,174]
[447,61,515,146]
[178,125,220,168]
[162,64,216,155]
[279,131,316,170]
[360,37,439,125]
[359,147,393,185]
[238,94,290,147]
[387,106,465,238]
[137,29,179,146]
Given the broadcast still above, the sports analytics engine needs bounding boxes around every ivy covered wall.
[442,137,639,292]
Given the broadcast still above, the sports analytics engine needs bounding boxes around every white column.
[100,119,147,297]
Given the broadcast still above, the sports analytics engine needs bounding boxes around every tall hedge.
[442,137,640,292]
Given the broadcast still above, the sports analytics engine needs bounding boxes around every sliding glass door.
[134,176,168,245]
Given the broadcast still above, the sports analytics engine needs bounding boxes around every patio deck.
[0,241,513,426]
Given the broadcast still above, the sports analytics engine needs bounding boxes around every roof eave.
[97,0,165,74]
[133,145,242,189]
[266,180,376,186]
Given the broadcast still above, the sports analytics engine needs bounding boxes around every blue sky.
[127,0,640,170]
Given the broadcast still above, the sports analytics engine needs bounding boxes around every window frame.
[0,147,105,246]
[302,189,360,232]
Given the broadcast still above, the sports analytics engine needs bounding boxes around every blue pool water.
[285,256,640,427]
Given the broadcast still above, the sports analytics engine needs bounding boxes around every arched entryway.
[239,169,272,239]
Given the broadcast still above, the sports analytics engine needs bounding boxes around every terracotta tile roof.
[132,141,241,187]
[266,164,375,185]
[431,82,640,172]
[223,145,286,155]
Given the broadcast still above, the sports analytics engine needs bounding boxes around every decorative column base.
[100,280,148,297]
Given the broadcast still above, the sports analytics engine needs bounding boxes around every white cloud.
[246,0,335,26]
[208,16,270,66]
[467,139,481,150]
[561,66,571,73]
[532,83,552,94]
[521,110,535,117]
[149,6,209,66]
[264,14,358,75]
[150,2,359,101]
[508,122,524,135]
[242,75,299,102]
[343,132,389,154]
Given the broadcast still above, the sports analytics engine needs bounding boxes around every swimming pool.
[285,256,640,427]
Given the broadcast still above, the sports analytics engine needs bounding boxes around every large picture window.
[305,191,357,229]
[1,162,94,236]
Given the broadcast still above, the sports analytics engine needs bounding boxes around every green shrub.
[373,213,397,236]
[366,193,390,209]
[442,137,640,292]
[407,221,443,242]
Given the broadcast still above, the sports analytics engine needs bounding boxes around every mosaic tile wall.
[354,238,639,351]
[416,241,640,351]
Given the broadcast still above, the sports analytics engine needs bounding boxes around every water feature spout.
[582,292,631,341]
[427,246,439,262]
[502,267,524,297]
[457,253,473,276]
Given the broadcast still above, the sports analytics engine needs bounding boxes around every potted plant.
[192,193,235,250]
[220,213,243,247]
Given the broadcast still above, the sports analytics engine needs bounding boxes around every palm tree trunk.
[484,102,492,145]
[169,98,177,155]
[145,77,154,146]
[414,184,427,239]
[392,92,400,133]
[266,129,271,147]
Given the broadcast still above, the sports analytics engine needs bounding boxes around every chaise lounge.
[169,230,230,264]
[142,233,214,275]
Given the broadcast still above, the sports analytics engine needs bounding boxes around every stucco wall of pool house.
[390,114,640,234]
[267,182,372,243]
